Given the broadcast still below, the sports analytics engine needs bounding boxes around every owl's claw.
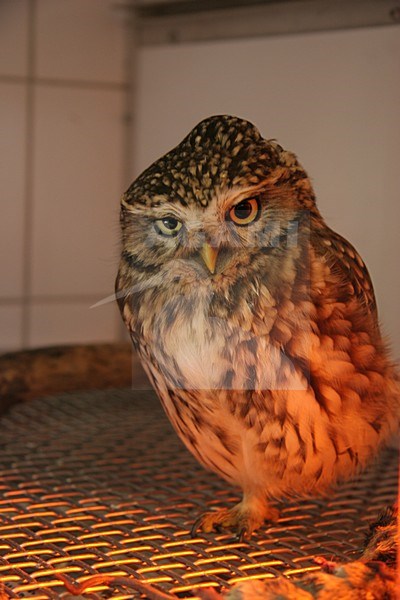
[191,514,208,538]
[191,501,279,542]
[237,526,249,543]
[191,507,246,539]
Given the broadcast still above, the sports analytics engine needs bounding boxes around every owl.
[116,115,399,540]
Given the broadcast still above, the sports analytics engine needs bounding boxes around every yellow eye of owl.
[228,198,260,226]
[154,217,182,237]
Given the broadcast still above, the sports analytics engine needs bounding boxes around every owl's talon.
[237,527,249,543]
[191,514,206,538]
[191,499,276,541]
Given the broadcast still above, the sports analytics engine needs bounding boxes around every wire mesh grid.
[0,389,397,599]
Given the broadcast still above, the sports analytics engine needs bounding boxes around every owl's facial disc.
[198,197,260,274]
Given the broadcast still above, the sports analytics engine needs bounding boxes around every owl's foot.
[191,496,279,541]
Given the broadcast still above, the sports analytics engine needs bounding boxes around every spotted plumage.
[116,115,399,539]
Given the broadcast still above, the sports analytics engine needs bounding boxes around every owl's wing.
[314,227,377,320]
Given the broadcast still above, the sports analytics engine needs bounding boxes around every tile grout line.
[21,0,36,348]
[0,295,113,307]
[0,74,128,91]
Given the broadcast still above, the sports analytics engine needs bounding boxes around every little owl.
[116,115,399,540]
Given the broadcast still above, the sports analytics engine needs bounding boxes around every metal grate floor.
[0,389,397,598]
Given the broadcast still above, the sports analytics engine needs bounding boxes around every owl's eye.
[154,217,182,237]
[228,198,260,226]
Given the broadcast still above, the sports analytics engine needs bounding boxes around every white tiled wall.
[0,0,129,352]
[31,86,124,297]
[0,82,26,299]
[35,0,125,84]
[29,301,121,348]
[0,0,29,77]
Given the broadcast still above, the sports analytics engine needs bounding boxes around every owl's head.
[119,115,318,289]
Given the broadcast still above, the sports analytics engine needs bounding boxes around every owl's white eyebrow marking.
[225,184,267,203]
[149,204,191,218]
[211,184,267,218]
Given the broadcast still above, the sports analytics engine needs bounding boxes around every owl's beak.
[200,242,219,274]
